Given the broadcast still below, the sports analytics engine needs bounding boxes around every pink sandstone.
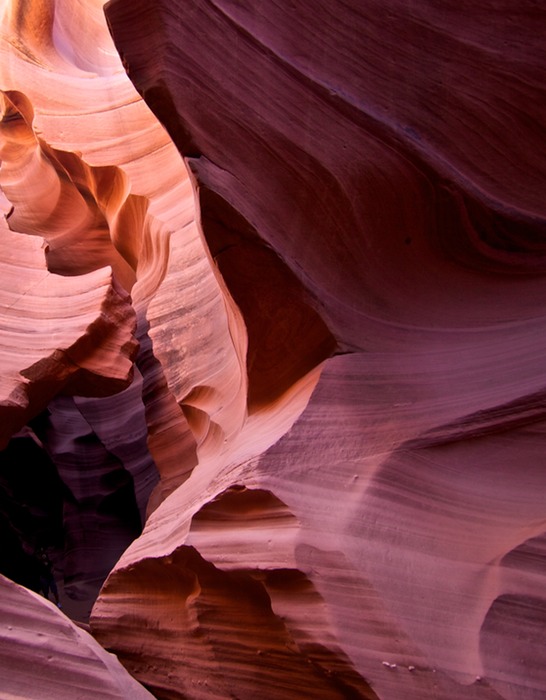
[0,0,545,699]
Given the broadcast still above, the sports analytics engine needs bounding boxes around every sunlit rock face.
[1,0,546,698]
[0,0,245,615]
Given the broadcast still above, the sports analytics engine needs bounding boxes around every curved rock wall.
[1,0,545,698]
[0,573,155,700]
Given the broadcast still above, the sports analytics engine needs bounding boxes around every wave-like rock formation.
[1,0,546,698]
[0,573,155,699]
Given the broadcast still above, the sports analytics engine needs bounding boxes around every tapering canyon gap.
[0,1,545,698]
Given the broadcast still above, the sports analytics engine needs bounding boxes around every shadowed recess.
[93,487,378,699]
[194,183,336,410]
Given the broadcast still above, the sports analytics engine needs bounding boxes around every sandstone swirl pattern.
[0,573,155,699]
[1,0,546,699]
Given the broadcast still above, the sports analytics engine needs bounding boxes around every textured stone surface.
[0,202,137,449]
[1,0,546,699]
[0,573,155,700]
[95,1,546,698]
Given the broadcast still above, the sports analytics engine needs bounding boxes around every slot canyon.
[0,1,545,698]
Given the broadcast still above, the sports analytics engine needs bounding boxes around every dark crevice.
[197,184,337,410]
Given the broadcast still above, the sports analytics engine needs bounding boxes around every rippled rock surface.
[1,0,545,698]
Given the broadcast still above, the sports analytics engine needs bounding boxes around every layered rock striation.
[1,0,546,699]
[0,573,155,700]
